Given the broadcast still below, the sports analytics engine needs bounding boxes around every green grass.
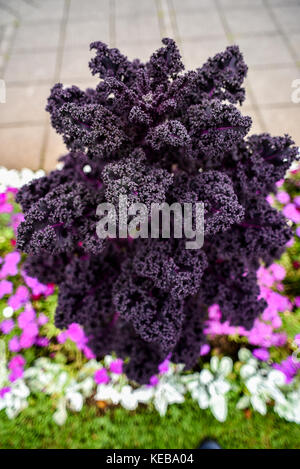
[1,394,300,449]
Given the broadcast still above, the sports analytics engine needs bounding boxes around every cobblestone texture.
[0,0,299,171]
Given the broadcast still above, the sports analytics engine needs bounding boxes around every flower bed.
[0,165,300,431]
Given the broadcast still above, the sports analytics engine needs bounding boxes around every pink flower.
[37,314,48,326]
[22,271,50,296]
[295,296,300,308]
[0,279,13,298]
[257,266,274,287]
[271,315,282,329]
[109,358,123,374]
[283,203,300,223]
[19,333,35,349]
[0,387,11,398]
[269,264,286,281]
[294,196,300,208]
[11,213,24,233]
[247,320,274,347]
[253,348,270,361]
[294,334,300,347]
[0,318,14,334]
[94,368,109,384]
[0,192,13,214]
[8,336,20,352]
[208,304,222,320]
[296,226,300,238]
[82,346,95,360]
[273,356,300,384]
[265,194,274,205]
[45,284,55,296]
[275,179,284,188]
[8,286,30,311]
[17,306,36,329]
[9,367,23,382]
[23,322,39,337]
[200,344,210,356]
[8,355,25,370]
[57,331,67,344]
[66,323,87,349]
[149,375,159,387]
[35,337,50,347]
[276,191,290,204]
[0,252,20,278]
[158,357,170,374]
[271,332,287,347]
[286,238,294,248]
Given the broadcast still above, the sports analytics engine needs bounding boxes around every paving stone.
[10,0,65,24]
[0,0,299,172]
[259,105,300,145]
[60,47,100,84]
[43,126,67,172]
[12,22,60,52]
[0,84,50,124]
[116,14,161,44]
[265,0,299,6]
[115,0,157,18]
[0,125,44,170]
[237,34,294,67]
[248,66,300,105]
[172,0,215,12]
[219,0,264,7]
[287,33,300,60]
[224,7,277,35]
[181,37,230,70]
[175,10,227,40]
[68,0,109,21]
[4,51,57,84]
[271,6,300,34]
[64,20,109,49]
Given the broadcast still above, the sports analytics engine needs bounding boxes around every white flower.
[210,378,231,396]
[199,369,213,385]
[153,380,185,417]
[245,375,261,394]
[0,380,30,419]
[210,356,219,373]
[218,357,233,376]
[238,348,252,362]
[53,398,68,426]
[267,370,286,387]
[119,385,139,411]
[240,364,256,379]
[133,387,154,404]
[66,390,83,412]
[94,384,120,405]
[79,377,95,397]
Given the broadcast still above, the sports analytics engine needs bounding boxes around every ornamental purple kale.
[16,38,298,384]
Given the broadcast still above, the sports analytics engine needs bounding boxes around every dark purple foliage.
[16,39,298,384]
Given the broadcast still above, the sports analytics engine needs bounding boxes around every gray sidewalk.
[0,0,299,171]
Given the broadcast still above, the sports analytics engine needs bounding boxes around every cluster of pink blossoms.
[267,175,300,238]
[57,323,95,360]
[204,262,293,349]
[0,249,54,357]
[94,358,124,384]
